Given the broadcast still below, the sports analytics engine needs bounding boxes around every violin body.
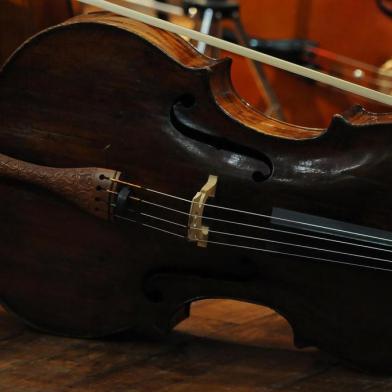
[1,13,392,372]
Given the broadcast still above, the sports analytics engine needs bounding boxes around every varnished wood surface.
[0,300,391,392]
[2,13,392,370]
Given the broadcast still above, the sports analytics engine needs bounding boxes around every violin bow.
[77,0,392,106]
[118,0,184,16]
[115,0,392,93]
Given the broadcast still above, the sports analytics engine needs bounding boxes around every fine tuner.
[3,152,392,272]
[0,153,217,247]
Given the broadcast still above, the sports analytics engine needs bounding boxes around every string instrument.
[1,11,392,373]
[124,0,392,125]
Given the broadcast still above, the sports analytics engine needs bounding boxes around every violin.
[126,0,392,126]
[1,11,392,373]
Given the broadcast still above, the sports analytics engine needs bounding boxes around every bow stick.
[78,0,392,106]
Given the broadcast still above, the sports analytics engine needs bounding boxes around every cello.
[136,0,392,126]
[1,9,392,373]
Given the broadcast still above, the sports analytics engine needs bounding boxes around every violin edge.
[2,12,390,141]
[63,13,326,140]
[339,104,392,125]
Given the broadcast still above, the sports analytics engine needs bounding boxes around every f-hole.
[170,94,273,182]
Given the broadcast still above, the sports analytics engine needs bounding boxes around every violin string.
[128,196,392,255]
[115,214,185,238]
[208,228,392,264]
[109,178,392,245]
[140,212,187,229]
[113,213,392,273]
[202,239,392,273]
[126,207,392,265]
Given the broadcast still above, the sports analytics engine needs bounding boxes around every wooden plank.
[0,302,390,392]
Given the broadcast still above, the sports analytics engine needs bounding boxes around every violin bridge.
[188,175,218,248]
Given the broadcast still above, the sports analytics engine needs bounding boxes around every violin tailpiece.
[0,153,120,220]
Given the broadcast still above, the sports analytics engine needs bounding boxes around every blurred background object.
[232,0,392,126]
[151,0,392,126]
[0,0,83,64]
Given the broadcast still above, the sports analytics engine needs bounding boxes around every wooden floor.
[0,300,391,392]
